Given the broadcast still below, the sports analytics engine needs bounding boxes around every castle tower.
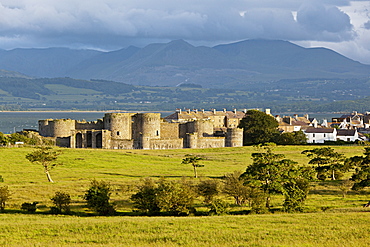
[103,113,134,139]
[38,119,52,137]
[226,128,243,147]
[187,120,213,137]
[41,119,75,137]
[133,113,161,149]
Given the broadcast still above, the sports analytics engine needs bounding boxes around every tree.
[51,191,71,214]
[0,132,8,146]
[282,167,314,212]
[182,154,204,178]
[131,178,195,216]
[84,179,115,216]
[275,131,307,145]
[302,147,349,180]
[26,146,62,183]
[8,132,36,145]
[196,179,220,203]
[0,186,10,211]
[238,110,279,145]
[348,147,370,191]
[241,147,313,211]
[223,171,251,206]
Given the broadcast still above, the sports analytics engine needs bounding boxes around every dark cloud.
[297,2,353,41]
[0,0,364,58]
[364,20,370,30]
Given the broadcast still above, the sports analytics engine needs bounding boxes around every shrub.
[131,178,195,216]
[223,171,251,206]
[0,175,3,182]
[84,179,115,216]
[51,191,71,214]
[21,202,38,212]
[249,189,269,214]
[0,186,10,211]
[208,199,229,215]
[197,179,220,203]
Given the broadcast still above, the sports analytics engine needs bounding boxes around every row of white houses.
[304,128,362,143]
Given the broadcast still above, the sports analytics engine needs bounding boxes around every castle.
[38,110,244,149]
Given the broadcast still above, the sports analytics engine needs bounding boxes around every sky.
[0,0,370,64]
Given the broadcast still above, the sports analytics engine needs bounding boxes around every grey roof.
[305,128,335,133]
[337,129,357,136]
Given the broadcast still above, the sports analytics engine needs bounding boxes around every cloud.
[0,0,367,64]
[296,1,353,41]
[364,21,370,30]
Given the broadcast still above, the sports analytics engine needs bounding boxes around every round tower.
[104,113,133,139]
[193,120,213,137]
[136,113,161,138]
[52,119,75,137]
[134,113,161,149]
[226,128,243,147]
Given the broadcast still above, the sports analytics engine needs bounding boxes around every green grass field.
[0,145,369,246]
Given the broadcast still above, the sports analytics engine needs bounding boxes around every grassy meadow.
[0,145,370,246]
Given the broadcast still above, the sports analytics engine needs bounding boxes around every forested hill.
[0,40,370,89]
[1,76,370,113]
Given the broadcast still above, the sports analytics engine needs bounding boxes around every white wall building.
[305,128,337,144]
[305,128,362,143]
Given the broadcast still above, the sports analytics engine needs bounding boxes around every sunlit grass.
[0,212,370,246]
[0,145,370,246]
[0,145,367,211]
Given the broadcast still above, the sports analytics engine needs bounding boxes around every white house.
[336,129,360,142]
[305,128,337,144]
[305,127,363,143]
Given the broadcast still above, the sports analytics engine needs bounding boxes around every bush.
[208,199,229,215]
[21,202,38,212]
[197,179,220,203]
[249,189,269,214]
[51,191,71,214]
[0,186,10,211]
[84,179,115,216]
[223,171,251,206]
[131,178,195,216]
[0,175,3,182]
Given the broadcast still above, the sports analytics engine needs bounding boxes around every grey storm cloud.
[0,0,359,49]
[364,21,370,30]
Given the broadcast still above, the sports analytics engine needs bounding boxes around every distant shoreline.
[0,110,172,113]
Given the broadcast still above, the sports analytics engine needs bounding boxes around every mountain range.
[1,39,370,89]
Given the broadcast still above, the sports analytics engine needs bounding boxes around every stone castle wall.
[38,111,243,150]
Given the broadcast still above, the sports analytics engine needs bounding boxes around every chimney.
[223,108,226,113]
[202,109,205,113]
[242,109,247,113]
[294,114,298,120]
[233,109,237,113]
[194,109,198,113]
[265,108,271,115]
[176,108,181,114]
[187,109,191,114]
[212,109,216,114]
[304,114,309,120]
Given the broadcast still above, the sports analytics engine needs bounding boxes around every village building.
[275,114,317,133]
[331,111,370,129]
[304,127,364,143]
[305,128,337,144]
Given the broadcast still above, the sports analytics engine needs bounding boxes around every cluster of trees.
[238,109,307,145]
[0,131,52,146]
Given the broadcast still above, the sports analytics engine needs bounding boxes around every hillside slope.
[0,40,369,88]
